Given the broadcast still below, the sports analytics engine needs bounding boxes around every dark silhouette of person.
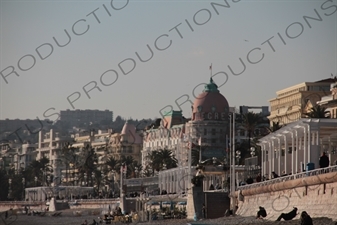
[209,184,215,190]
[246,177,254,184]
[276,207,298,221]
[272,172,279,179]
[256,206,267,219]
[319,152,329,168]
[300,211,313,225]
[255,174,261,182]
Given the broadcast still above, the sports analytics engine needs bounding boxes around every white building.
[259,119,337,178]
[36,129,73,183]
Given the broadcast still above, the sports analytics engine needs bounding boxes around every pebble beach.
[1,209,336,225]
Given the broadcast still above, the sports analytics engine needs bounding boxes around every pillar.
[268,141,272,177]
[307,125,311,163]
[261,144,265,177]
[295,130,299,173]
[303,126,307,168]
[291,132,295,174]
[278,138,281,175]
[284,135,288,174]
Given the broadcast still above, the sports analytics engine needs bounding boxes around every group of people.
[256,206,313,225]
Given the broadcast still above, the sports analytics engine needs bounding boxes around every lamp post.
[34,176,38,186]
[91,172,95,187]
[229,111,236,214]
[250,147,256,157]
[8,178,12,199]
[83,173,87,186]
[236,151,241,165]
[22,178,25,200]
[134,167,138,178]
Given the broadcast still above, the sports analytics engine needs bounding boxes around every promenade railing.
[237,165,337,191]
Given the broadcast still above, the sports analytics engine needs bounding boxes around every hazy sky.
[0,0,336,122]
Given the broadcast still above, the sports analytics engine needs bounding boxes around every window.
[204,129,207,135]
[212,129,216,135]
[212,139,216,144]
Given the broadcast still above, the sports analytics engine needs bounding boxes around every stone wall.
[236,172,337,220]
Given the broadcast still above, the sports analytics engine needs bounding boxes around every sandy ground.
[1,209,336,225]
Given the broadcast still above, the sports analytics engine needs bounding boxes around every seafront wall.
[235,171,337,220]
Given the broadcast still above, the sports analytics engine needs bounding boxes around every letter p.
[67,92,81,109]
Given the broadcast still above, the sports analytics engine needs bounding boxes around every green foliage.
[145,148,177,176]
[304,105,329,118]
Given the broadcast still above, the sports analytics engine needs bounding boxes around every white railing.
[237,165,337,191]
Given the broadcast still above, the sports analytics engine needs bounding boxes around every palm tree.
[266,121,284,134]
[28,157,52,186]
[158,148,178,170]
[119,155,135,178]
[77,145,98,186]
[146,151,161,176]
[105,156,119,172]
[241,112,261,150]
[304,105,329,118]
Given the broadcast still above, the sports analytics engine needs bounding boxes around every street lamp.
[236,151,241,165]
[134,167,139,178]
[47,175,51,186]
[22,178,25,200]
[83,173,87,186]
[34,176,38,186]
[91,172,95,186]
[250,147,256,157]
[8,178,12,199]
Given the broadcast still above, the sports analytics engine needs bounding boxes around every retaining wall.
[235,172,337,221]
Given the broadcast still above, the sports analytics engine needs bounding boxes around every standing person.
[319,152,329,168]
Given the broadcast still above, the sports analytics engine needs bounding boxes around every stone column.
[307,124,311,164]
[291,132,295,174]
[268,141,272,177]
[295,130,299,173]
[278,138,281,175]
[284,135,288,174]
[303,126,307,168]
[261,144,265,177]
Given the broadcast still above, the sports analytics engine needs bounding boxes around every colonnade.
[260,119,337,178]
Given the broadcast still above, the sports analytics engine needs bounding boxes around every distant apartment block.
[268,78,334,125]
[59,109,113,126]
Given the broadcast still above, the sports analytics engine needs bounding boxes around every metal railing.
[237,165,337,191]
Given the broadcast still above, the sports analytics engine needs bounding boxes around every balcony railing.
[237,165,337,191]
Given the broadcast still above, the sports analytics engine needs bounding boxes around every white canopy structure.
[259,119,337,178]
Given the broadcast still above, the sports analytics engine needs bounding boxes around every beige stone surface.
[2,210,336,225]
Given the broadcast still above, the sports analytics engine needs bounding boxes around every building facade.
[317,80,337,118]
[268,78,334,125]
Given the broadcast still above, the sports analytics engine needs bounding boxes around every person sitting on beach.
[256,206,267,219]
[81,219,88,225]
[276,207,298,221]
[300,211,313,225]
